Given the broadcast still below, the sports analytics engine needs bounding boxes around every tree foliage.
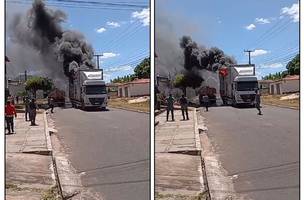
[111,74,136,83]
[263,54,299,80]
[134,57,150,78]
[111,57,150,83]
[286,54,300,75]
[173,73,204,90]
[25,77,53,97]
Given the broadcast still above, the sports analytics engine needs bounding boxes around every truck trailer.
[220,64,258,106]
[69,69,107,110]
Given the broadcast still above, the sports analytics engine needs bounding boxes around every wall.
[281,79,299,94]
[118,85,129,97]
[129,82,149,97]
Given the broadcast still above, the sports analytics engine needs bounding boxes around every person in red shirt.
[5,100,17,134]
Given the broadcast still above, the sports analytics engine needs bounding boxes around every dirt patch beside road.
[108,97,150,112]
[262,94,299,109]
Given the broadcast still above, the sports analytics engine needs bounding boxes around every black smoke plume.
[8,0,95,82]
[177,36,236,89]
[180,36,236,72]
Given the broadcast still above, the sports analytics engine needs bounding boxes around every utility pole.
[94,54,103,69]
[244,50,254,65]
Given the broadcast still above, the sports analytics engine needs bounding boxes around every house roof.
[258,80,274,83]
[130,78,150,84]
[282,75,299,81]
[117,78,150,86]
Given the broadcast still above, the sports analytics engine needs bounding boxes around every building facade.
[269,75,299,95]
[117,79,150,98]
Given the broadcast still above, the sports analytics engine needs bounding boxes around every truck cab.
[232,76,258,106]
[81,80,107,109]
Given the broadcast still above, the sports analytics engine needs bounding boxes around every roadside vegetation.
[108,97,149,112]
[262,94,299,109]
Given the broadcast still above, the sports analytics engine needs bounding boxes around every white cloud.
[101,52,120,59]
[255,18,271,24]
[260,62,284,69]
[245,24,256,30]
[96,27,106,33]
[107,21,120,28]
[104,65,132,73]
[132,8,150,26]
[251,49,269,57]
[281,2,299,22]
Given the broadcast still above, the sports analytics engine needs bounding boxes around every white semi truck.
[69,68,107,110]
[220,64,258,106]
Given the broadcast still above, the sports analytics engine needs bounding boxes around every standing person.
[29,99,38,126]
[202,94,209,112]
[166,94,175,121]
[16,96,19,104]
[49,97,54,113]
[5,100,17,134]
[255,89,262,115]
[179,94,189,120]
[23,96,30,121]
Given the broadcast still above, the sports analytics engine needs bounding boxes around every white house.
[269,75,299,95]
[118,79,150,97]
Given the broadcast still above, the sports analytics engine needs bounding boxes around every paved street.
[201,105,299,200]
[51,107,150,200]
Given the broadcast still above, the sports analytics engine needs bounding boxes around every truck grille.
[240,94,255,102]
[89,98,104,105]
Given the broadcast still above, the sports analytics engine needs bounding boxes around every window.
[85,85,107,95]
[236,81,258,91]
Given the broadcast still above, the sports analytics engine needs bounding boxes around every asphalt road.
[202,105,299,200]
[52,107,150,200]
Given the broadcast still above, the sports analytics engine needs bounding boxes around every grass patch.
[155,192,209,200]
[6,183,61,199]
[262,95,299,109]
[41,186,62,200]
[108,98,150,112]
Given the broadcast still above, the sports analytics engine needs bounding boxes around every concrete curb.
[43,110,64,199]
[197,109,238,200]
[193,108,201,153]
[108,106,149,114]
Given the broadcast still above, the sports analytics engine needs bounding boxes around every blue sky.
[6,0,150,83]
[156,0,299,79]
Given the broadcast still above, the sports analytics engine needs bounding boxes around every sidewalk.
[6,112,59,200]
[155,109,206,199]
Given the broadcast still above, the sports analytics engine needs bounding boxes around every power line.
[248,18,291,49]
[7,0,148,11]
[101,21,142,50]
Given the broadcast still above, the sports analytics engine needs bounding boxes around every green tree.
[286,54,300,75]
[173,73,203,95]
[134,57,150,79]
[25,77,53,98]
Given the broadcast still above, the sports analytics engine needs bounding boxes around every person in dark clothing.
[5,100,17,134]
[29,99,38,126]
[255,89,262,115]
[179,94,189,120]
[23,96,30,121]
[16,96,19,104]
[48,97,54,113]
[166,94,175,121]
[202,94,209,112]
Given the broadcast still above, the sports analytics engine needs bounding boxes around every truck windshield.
[85,85,107,95]
[236,81,258,91]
